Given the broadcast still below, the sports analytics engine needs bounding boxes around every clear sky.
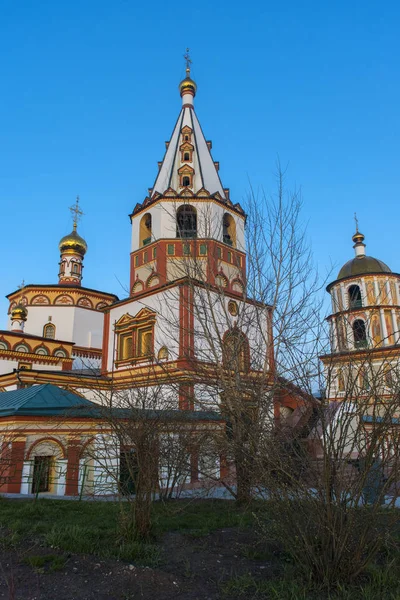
[1,0,399,324]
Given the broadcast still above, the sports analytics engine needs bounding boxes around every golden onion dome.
[59,225,87,256]
[352,230,365,244]
[11,304,28,320]
[179,70,197,98]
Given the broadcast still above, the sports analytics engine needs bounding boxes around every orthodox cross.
[184,48,192,76]
[69,196,84,230]
[18,279,25,290]
[354,212,359,232]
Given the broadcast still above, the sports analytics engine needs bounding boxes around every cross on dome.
[69,196,84,231]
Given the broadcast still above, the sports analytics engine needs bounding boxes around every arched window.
[72,263,79,274]
[184,152,190,161]
[138,329,152,357]
[353,319,367,348]
[182,176,191,187]
[176,205,197,239]
[223,213,236,247]
[43,323,55,339]
[222,329,249,371]
[348,285,362,309]
[139,213,152,247]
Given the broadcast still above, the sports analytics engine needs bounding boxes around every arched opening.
[184,152,190,161]
[139,213,152,247]
[223,213,236,247]
[348,285,362,309]
[72,263,79,274]
[353,319,367,348]
[43,323,55,339]
[182,175,191,187]
[176,205,197,239]
[222,329,249,371]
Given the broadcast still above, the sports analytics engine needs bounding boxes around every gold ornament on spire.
[59,197,88,256]
[352,213,365,245]
[179,48,197,98]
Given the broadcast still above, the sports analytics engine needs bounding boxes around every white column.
[55,459,67,496]
[20,461,32,495]
[380,309,389,346]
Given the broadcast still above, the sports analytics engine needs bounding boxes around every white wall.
[14,306,104,349]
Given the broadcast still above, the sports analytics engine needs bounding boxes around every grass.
[23,553,66,573]
[0,498,256,565]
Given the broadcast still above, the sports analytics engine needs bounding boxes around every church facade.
[0,66,279,496]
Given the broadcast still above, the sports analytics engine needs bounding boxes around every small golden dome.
[179,72,197,97]
[352,230,365,244]
[59,226,87,256]
[11,304,28,320]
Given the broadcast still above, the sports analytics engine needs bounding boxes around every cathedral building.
[0,65,278,496]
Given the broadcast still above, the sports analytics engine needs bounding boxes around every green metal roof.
[337,255,391,280]
[0,384,223,422]
[0,384,95,417]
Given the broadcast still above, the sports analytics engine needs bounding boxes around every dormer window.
[185,135,189,141]
[178,164,194,188]
[184,152,190,161]
[182,176,191,187]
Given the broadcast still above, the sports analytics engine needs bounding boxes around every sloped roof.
[151,106,226,198]
[0,384,223,423]
[0,384,95,417]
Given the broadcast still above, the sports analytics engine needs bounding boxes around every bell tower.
[128,56,247,298]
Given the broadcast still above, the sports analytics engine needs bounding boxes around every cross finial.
[183,48,192,77]
[18,279,25,290]
[354,212,359,232]
[69,196,84,231]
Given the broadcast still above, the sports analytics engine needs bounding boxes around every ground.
[0,499,398,599]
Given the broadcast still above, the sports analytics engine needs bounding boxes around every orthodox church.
[0,63,276,496]
[0,60,398,497]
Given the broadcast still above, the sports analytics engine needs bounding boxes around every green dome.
[337,256,391,280]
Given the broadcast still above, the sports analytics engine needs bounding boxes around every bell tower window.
[184,152,190,161]
[223,213,236,247]
[348,285,362,309]
[177,205,197,239]
[353,319,367,349]
[182,176,191,187]
[139,213,152,247]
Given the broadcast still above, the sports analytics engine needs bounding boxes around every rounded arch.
[231,278,244,294]
[13,342,31,353]
[146,273,160,288]
[223,213,236,247]
[53,347,68,358]
[8,302,17,314]
[54,294,74,306]
[353,318,367,348]
[132,279,144,294]
[176,204,197,238]
[31,295,50,305]
[139,213,152,247]
[26,437,67,460]
[348,284,362,309]
[77,297,93,308]
[96,301,108,310]
[34,345,49,356]
[222,328,250,371]
[158,346,169,360]
[0,338,10,351]
[215,273,229,288]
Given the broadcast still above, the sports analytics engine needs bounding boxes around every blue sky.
[1,0,399,324]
